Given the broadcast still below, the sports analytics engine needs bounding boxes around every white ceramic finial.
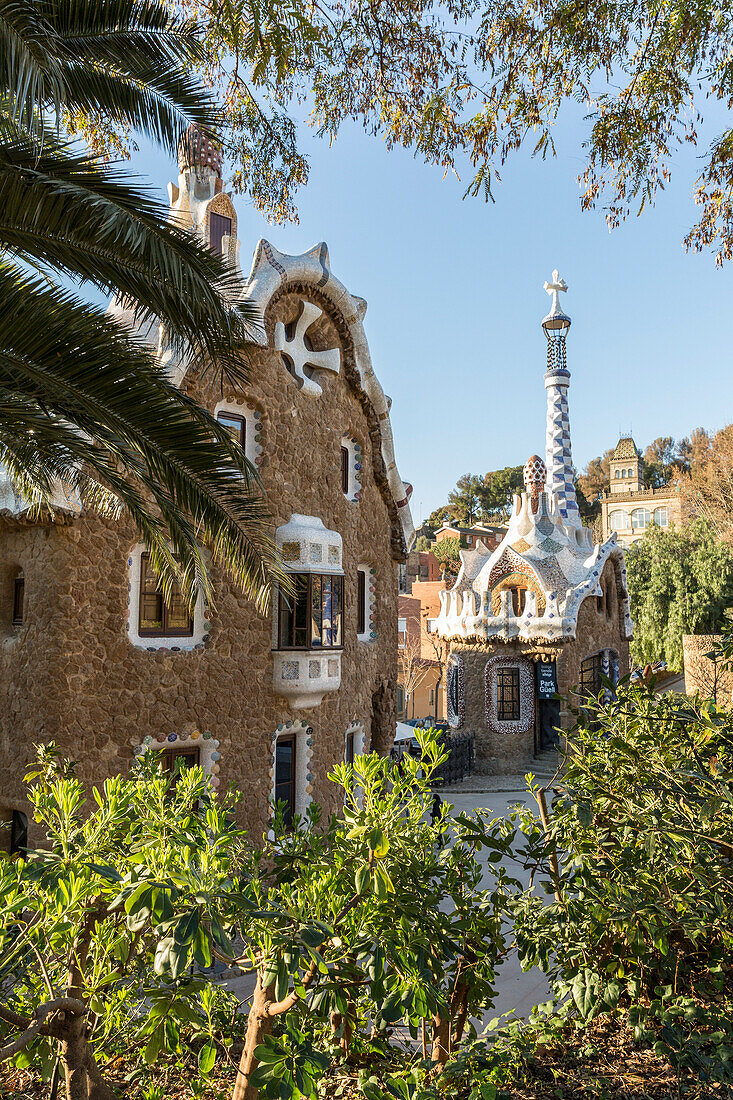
[543,270,568,318]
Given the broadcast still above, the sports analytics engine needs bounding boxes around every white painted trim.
[268,720,314,829]
[126,543,208,651]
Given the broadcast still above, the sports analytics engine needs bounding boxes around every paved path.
[440,782,552,1028]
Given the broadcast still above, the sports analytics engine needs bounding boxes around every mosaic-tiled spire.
[542,271,580,529]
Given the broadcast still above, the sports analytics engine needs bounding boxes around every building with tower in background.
[600,435,683,546]
[434,273,632,774]
[0,124,413,848]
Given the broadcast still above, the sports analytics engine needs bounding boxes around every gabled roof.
[612,436,639,461]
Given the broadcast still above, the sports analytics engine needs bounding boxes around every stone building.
[600,435,683,546]
[434,273,632,774]
[0,126,413,848]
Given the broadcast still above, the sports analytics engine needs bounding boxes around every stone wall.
[448,558,630,774]
[0,285,404,843]
[683,635,733,704]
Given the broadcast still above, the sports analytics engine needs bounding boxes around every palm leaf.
[0,261,290,609]
[0,131,261,380]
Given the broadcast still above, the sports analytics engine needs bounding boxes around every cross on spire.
[543,270,568,318]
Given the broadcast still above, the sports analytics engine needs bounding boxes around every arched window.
[447,656,465,729]
[631,508,650,530]
[654,507,668,527]
[615,469,621,478]
[508,585,527,615]
[609,510,626,531]
[621,469,627,478]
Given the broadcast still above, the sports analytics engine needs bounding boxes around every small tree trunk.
[430,1013,450,1069]
[61,1023,117,1100]
[232,974,275,1100]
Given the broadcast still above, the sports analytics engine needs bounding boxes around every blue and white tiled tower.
[542,271,581,529]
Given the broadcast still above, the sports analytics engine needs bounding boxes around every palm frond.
[0,262,289,609]
[0,132,261,381]
[0,0,63,131]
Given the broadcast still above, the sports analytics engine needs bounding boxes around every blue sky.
[133,112,733,527]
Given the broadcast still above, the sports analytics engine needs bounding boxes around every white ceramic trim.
[340,434,363,502]
[357,564,377,643]
[133,728,221,789]
[126,543,208,651]
[214,398,263,469]
[241,240,414,550]
[484,656,535,735]
[268,719,314,825]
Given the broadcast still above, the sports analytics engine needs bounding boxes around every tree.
[479,466,523,521]
[642,436,679,488]
[430,536,461,579]
[681,423,733,545]
[397,631,431,720]
[414,534,431,552]
[625,520,733,670]
[147,2,733,264]
[576,450,612,501]
[448,474,483,527]
[0,746,248,1100]
[1,0,287,608]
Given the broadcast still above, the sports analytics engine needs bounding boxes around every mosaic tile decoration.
[328,545,340,565]
[327,658,339,677]
[511,539,531,553]
[490,572,546,616]
[539,537,564,554]
[309,544,323,563]
[484,656,535,736]
[309,659,321,679]
[281,541,301,562]
[281,660,299,681]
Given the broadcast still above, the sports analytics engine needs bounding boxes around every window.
[10,811,27,857]
[161,746,200,792]
[615,469,621,478]
[217,410,246,451]
[631,508,650,530]
[278,573,344,650]
[357,568,366,635]
[621,469,627,478]
[654,507,669,527]
[426,618,436,633]
[12,575,24,626]
[627,467,634,477]
[466,535,473,545]
[341,446,350,494]
[497,667,521,722]
[138,554,193,637]
[209,212,232,256]
[396,685,406,716]
[345,729,355,765]
[397,617,407,648]
[429,687,435,707]
[609,510,626,531]
[274,735,296,828]
[579,653,603,697]
[509,585,527,615]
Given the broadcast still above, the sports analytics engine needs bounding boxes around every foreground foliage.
[0,732,513,1100]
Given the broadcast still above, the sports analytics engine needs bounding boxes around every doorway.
[536,660,561,750]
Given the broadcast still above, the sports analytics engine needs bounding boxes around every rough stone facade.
[682,634,733,704]
[0,130,412,846]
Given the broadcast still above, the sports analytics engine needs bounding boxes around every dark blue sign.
[537,661,557,698]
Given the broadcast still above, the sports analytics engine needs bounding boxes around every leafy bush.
[0,732,513,1100]
[507,684,733,1086]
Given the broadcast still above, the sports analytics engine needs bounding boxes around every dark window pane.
[12,577,24,625]
[217,411,246,449]
[345,731,355,765]
[357,569,366,635]
[10,810,27,856]
[341,446,350,493]
[139,554,193,637]
[580,653,603,697]
[497,667,521,722]
[210,212,232,256]
[275,736,295,827]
